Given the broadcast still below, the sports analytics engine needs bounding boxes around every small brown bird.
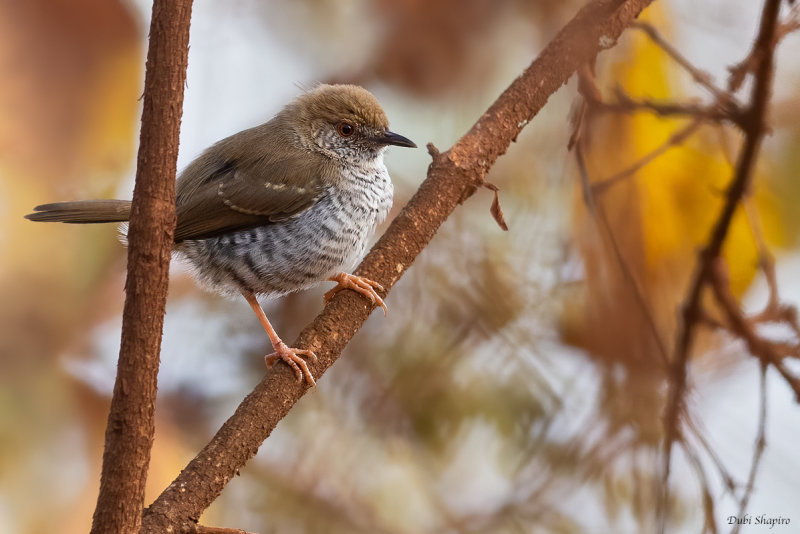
[26,84,416,386]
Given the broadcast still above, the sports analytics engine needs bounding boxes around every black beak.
[377,130,417,148]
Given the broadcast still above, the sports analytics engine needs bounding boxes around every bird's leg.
[323,272,387,316]
[242,292,318,387]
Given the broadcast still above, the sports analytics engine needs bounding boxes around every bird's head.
[286,84,416,161]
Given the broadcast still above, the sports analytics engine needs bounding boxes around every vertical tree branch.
[659,0,781,531]
[90,2,193,533]
[141,0,656,531]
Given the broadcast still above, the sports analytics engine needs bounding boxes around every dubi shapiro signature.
[727,514,791,529]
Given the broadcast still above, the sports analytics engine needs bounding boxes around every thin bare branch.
[743,197,780,312]
[685,416,738,495]
[731,364,768,534]
[660,2,784,533]
[606,97,732,122]
[574,57,710,197]
[708,259,800,399]
[573,116,670,365]
[732,3,800,90]
[683,443,719,534]
[578,60,739,123]
[592,118,703,195]
[631,21,733,103]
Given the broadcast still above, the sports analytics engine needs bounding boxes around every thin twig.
[592,118,703,195]
[698,307,800,360]
[631,21,733,103]
[685,416,737,495]
[683,442,719,534]
[776,3,800,41]
[595,89,739,124]
[733,3,800,89]
[743,197,780,312]
[753,304,800,338]
[573,110,670,365]
[742,197,800,338]
[707,259,800,400]
[575,60,712,197]
[731,363,768,534]
[714,124,737,166]
[577,62,737,123]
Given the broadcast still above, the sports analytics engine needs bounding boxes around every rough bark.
[141,0,656,531]
[90,2,193,533]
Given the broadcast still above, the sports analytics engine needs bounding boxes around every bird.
[25,84,416,387]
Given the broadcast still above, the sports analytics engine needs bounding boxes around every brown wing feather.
[173,125,334,242]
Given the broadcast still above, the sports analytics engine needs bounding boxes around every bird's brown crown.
[291,84,390,132]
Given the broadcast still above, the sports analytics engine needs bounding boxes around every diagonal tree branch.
[141,0,656,531]
[91,1,193,533]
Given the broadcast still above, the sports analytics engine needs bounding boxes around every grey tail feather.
[24,200,132,224]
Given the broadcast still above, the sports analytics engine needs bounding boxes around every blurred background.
[2,0,800,532]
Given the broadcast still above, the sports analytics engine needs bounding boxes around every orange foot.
[324,272,387,316]
[265,342,318,387]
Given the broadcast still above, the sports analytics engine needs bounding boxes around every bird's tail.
[25,200,132,224]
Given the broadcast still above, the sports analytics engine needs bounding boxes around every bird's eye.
[336,121,355,137]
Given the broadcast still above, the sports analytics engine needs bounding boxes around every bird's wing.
[173,152,333,242]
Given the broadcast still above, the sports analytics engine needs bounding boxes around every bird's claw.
[265,343,318,387]
[324,272,387,316]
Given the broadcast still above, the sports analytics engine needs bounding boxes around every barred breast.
[177,162,393,298]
